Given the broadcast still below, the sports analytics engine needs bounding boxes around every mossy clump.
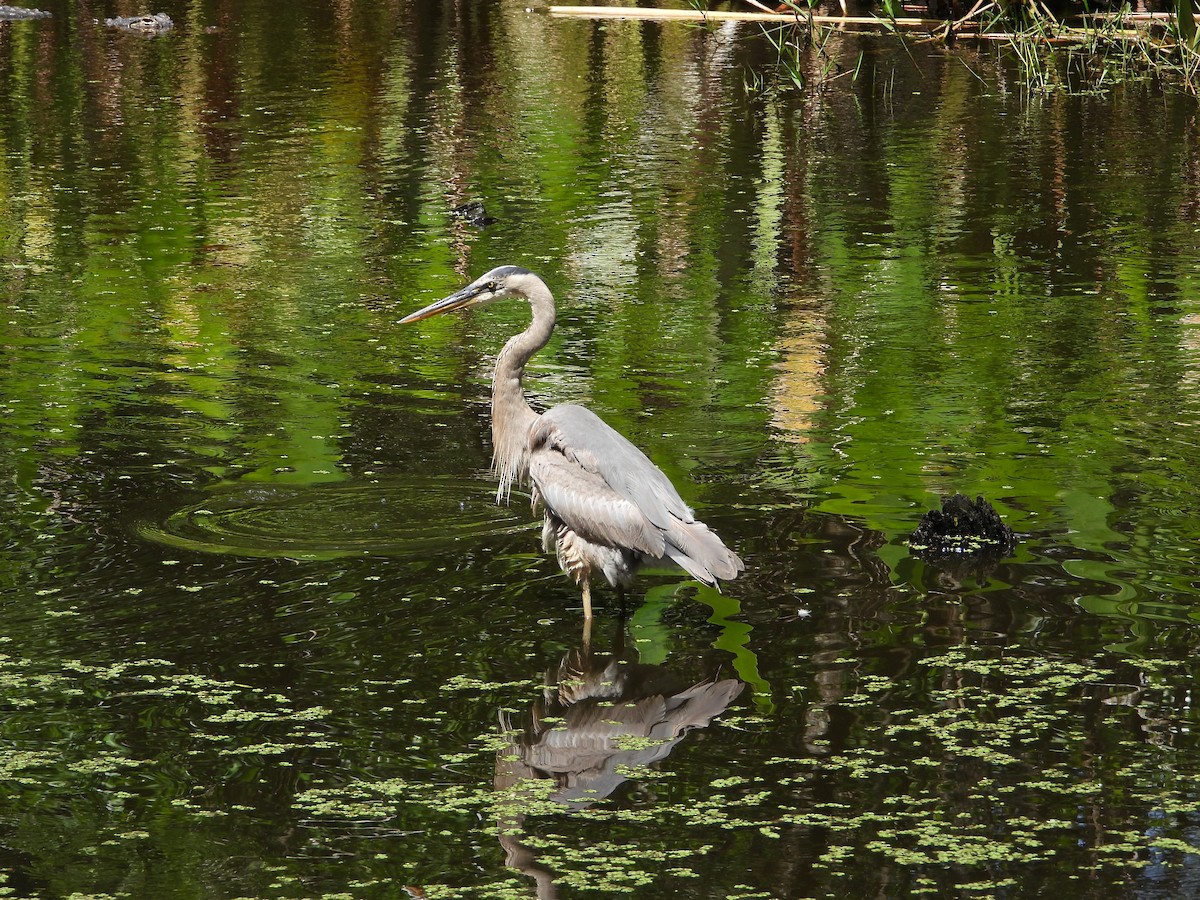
[908,494,1015,557]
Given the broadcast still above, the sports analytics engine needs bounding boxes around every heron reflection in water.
[401,266,744,621]
[493,626,744,897]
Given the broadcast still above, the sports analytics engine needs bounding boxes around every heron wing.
[528,449,666,557]
[529,405,744,584]
[531,404,694,530]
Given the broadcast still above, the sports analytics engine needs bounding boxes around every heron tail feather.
[662,520,744,586]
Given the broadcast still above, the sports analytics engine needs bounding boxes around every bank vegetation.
[549,2,1200,93]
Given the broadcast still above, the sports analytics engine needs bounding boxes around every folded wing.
[528,404,743,585]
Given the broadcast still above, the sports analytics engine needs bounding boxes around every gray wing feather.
[529,404,743,585]
[529,450,665,557]
[662,518,744,583]
[532,405,693,529]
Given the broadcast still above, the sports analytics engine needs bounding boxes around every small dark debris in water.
[0,6,51,19]
[104,13,173,33]
[451,200,496,228]
[908,493,1015,557]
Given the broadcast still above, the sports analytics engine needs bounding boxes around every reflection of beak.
[400,282,491,324]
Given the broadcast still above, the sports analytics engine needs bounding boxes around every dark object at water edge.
[104,13,173,33]
[909,493,1015,556]
[451,200,496,228]
[0,6,51,19]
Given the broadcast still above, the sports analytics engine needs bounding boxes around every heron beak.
[399,281,492,324]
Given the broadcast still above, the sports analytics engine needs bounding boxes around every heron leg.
[581,579,593,621]
[581,612,592,651]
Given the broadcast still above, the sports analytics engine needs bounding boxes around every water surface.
[2,2,1200,897]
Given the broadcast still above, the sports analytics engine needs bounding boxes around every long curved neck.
[492,276,555,503]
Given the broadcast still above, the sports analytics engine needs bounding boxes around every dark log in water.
[909,493,1016,557]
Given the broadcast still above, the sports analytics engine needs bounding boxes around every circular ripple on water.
[135,477,532,559]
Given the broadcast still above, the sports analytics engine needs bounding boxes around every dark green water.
[3,2,1200,897]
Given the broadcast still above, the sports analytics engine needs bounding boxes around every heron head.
[400,265,535,323]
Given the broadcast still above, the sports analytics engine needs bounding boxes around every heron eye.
[487,281,498,291]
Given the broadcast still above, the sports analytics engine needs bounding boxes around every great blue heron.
[400,266,744,620]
